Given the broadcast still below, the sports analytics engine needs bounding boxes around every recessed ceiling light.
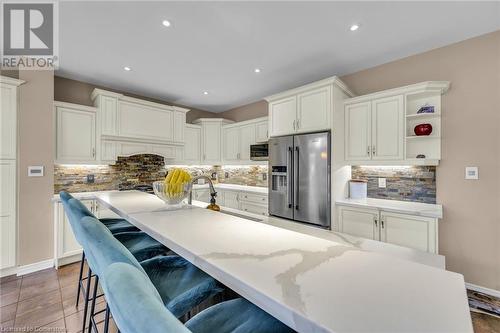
[124,66,131,71]
[254,68,261,73]
[162,20,171,27]
[350,24,359,31]
[203,91,209,95]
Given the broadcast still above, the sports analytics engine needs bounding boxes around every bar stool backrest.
[102,262,191,333]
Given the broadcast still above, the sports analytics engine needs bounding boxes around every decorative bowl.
[414,123,433,136]
[153,181,192,207]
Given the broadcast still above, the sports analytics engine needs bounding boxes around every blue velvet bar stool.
[101,262,295,333]
[80,216,223,333]
[59,192,139,306]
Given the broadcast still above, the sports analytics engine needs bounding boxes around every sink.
[219,210,263,222]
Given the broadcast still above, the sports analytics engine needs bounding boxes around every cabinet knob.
[372,146,376,155]
[367,146,370,156]
[374,217,378,227]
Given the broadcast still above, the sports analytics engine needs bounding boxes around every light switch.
[378,178,386,188]
[465,167,479,180]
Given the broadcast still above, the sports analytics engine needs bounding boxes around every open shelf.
[406,113,440,119]
[406,135,440,140]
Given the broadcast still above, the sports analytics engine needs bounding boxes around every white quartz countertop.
[192,183,268,194]
[94,191,471,333]
[336,197,443,219]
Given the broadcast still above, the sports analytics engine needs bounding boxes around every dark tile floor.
[1,262,500,332]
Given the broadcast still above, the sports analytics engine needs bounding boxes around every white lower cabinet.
[0,160,16,270]
[54,198,120,267]
[338,206,438,253]
[192,188,268,216]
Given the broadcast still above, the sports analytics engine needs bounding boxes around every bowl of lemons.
[153,168,192,208]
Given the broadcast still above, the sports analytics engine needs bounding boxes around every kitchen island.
[94,191,472,333]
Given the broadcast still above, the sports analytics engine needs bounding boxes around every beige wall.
[54,76,216,123]
[17,70,55,266]
[219,100,268,122]
[340,31,500,290]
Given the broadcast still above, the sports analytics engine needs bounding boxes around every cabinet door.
[269,96,296,137]
[338,207,379,240]
[56,107,97,163]
[240,202,268,216]
[255,120,268,143]
[371,95,404,160]
[173,111,186,143]
[0,83,17,159]
[380,211,437,253]
[223,126,240,162]
[297,86,331,133]
[57,199,93,259]
[223,191,240,209]
[194,189,211,203]
[184,125,201,164]
[345,102,371,161]
[239,124,256,161]
[118,101,173,142]
[201,122,222,164]
[99,95,118,136]
[0,160,16,269]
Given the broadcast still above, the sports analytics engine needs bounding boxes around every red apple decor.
[414,123,433,136]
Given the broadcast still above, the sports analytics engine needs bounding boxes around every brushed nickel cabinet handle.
[293,120,296,130]
[372,146,376,155]
[367,146,370,156]
[374,216,378,228]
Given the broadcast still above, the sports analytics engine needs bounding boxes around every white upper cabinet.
[345,102,372,161]
[266,76,354,137]
[194,118,233,165]
[268,96,296,136]
[183,124,201,164]
[221,117,265,164]
[296,85,331,133]
[371,95,404,160]
[1,77,23,159]
[255,120,268,143]
[223,126,240,162]
[344,81,449,165]
[55,102,97,164]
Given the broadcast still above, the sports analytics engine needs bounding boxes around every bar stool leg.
[76,251,85,307]
[81,267,93,333]
[88,275,99,333]
[103,304,110,333]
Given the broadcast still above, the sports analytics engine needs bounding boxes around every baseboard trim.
[0,266,19,278]
[466,282,500,298]
[16,259,54,276]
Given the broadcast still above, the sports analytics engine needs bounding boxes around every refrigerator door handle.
[294,146,299,210]
[287,146,293,208]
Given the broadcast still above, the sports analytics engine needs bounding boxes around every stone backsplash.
[351,166,436,204]
[165,165,268,187]
[54,154,268,193]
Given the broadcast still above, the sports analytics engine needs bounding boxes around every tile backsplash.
[54,154,268,193]
[351,166,436,204]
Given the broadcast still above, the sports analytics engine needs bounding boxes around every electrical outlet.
[225,172,229,179]
[378,178,386,188]
[262,173,267,181]
[465,167,479,180]
[87,174,95,184]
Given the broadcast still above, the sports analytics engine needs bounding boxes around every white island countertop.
[94,191,471,333]
[193,183,268,194]
[336,197,443,219]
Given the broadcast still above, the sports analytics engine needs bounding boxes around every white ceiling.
[58,1,500,112]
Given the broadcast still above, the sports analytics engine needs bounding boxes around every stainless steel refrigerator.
[268,132,331,228]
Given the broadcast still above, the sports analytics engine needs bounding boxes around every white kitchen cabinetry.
[192,188,268,216]
[380,211,437,253]
[0,76,23,274]
[345,95,404,162]
[266,77,353,137]
[255,120,269,143]
[337,206,438,253]
[183,124,202,164]
[54,102,97,164]
[193,118,233,165]
[0,160,17,270]
[344,81,449,165]
[221,117,267,164]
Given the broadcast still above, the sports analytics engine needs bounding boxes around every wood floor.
[1,261,499,332]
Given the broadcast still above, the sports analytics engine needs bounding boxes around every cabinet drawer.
[239,192,268,204]
[240,202,268,216]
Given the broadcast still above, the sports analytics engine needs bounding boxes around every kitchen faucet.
[188,175,220,211]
